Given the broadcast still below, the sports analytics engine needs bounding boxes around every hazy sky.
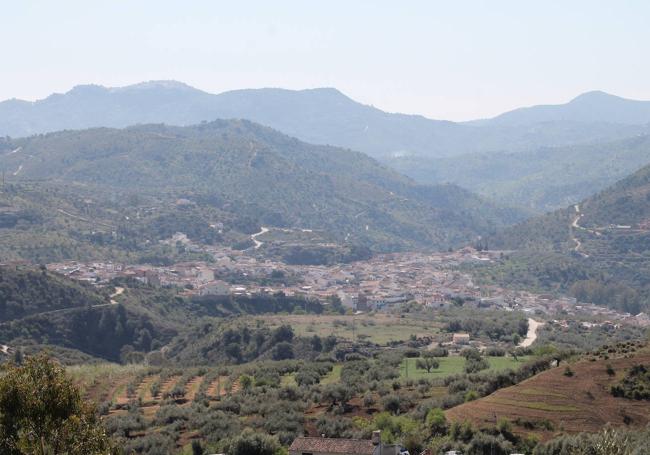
[3,1,650,120]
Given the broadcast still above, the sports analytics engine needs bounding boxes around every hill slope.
[1,82,646,161]
[0,120,521,253]
[391,133,650,212]
[493,162,650,253]
[482,164,650,314]
[446,345,650,440]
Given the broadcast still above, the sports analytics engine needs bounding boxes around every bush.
[427,347,449,357]
[464,357,490,374]
[382,394,402,415]
[485,347,506,357]
[460,348,482,360]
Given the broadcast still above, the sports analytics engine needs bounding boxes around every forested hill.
[1,82,646,160]
[391,132,650,213]
[482,164,650,315]
[0,120,521,251]
[492,162,650,252]
[0,266,107,323]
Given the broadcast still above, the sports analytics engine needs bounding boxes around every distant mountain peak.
[115,80,197,92]
[569,90,623,104]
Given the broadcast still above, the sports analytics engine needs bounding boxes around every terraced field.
[71,364,244,450]
[446,349,650,440]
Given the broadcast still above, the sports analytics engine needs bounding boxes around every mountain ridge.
[2,82,648,161]
[0,119,522,253]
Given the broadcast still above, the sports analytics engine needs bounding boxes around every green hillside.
[482,164,650,314]
[0,120,522,254]
[390,133,650,212]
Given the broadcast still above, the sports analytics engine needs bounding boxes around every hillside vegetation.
[478,163,650,314]
[392,133,650,212]
[0,266,107,322]
[0,120,522,253]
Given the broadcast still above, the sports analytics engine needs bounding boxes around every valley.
[2,80,650,455]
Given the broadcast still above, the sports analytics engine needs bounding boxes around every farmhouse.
[452,333,470,344]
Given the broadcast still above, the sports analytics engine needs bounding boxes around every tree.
[323,383,353,409]
[226,429,281,455]
[464,357,490,374]
[416,357,440,373]
[426,407,447,436]
[272,342,294,360]
[0,354,113,454]
[310,335,323,352]
[271,325,294,344]
[239,374,254,391]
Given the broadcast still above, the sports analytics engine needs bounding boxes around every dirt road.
[251,227,269,249]
[110,286,124,305]
[519,318,543,348]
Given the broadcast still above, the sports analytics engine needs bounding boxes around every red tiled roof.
[289,437,375,455]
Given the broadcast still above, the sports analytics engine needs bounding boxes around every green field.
[400,356,533,379]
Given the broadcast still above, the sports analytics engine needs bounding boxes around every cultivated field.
[446,346,650,440]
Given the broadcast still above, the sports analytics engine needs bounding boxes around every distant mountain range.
[1,82,647,160]
[2,81,650,212]
[0,120,522,254]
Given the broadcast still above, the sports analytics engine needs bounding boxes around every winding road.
[571,205,590,258]
[251,227,269,249]
[110,286,124,305]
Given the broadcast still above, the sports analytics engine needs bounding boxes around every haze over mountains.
[3,81,650,213]
[2,82,649,157]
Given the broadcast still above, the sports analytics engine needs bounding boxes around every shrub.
[485,347,506,357]
[465,357,490,374]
